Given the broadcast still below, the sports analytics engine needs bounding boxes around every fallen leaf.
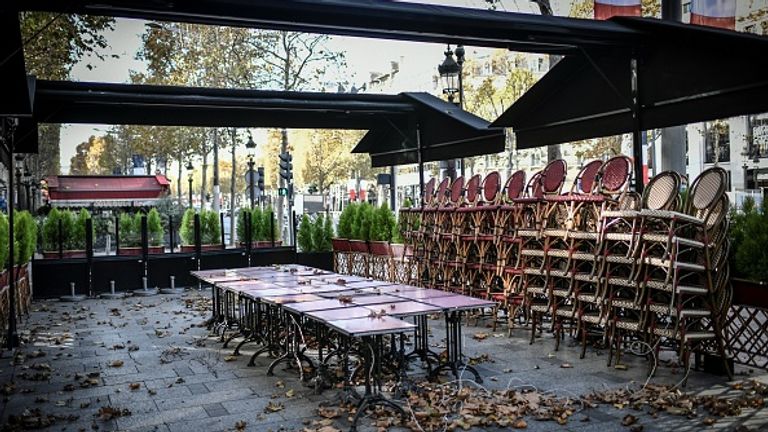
[473,333,489,341]
[264,401,284,413]
[513,418,527,429]
[129,383,140,391]
[223,356,237,362]
[108,360,124,368]
[560,363,573,369]
[622,414,637,426]
[234,420,247,431]
[285,389,295,398]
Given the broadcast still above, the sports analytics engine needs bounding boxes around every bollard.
[60,282,86,302]
[101,279,126,299]
[133,276,158,296]
[160,275,184,295]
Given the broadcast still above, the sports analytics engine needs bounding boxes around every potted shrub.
[14,211,37,281]
[369,204,396,256]
[730,197,768,298]
[180,209,222,252]
[257,207,280,247]
[42,209,83,258]
[118,210,165,256]
[349,202,372,254]
[333,203,356,253]
[236,208,265,248]
[296,213,334,270]
[297,214,314,253]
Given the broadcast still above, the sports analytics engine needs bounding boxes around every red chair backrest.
[435,177,450,205]
[599,156,632,195]
[449,176,465,204]
[505,170,526,201]
[423,178,436,205]
[577,160,603,194]
[465,174,482,204]
[482,171,501,203]
[541,159,567,194]
[526,171,544,198]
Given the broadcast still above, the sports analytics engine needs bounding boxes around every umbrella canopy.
[352,93,505,167]
[491,17,768,149]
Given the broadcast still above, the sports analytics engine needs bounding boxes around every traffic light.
[257,167,265,193]
[279,152,293,182]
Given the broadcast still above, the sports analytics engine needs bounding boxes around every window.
[683,2,691,13]
[704,120,730,164]
[752,117,768,158]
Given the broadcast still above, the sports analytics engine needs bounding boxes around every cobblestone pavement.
[1,290,766,432]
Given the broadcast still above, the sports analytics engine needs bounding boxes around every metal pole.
[416,124,425,209]
[389,165,396,212]
[631,56,645,194]
[188,177,193,209]
[457,46,466,178]
[248,159,255,209]
[5,120,19,348]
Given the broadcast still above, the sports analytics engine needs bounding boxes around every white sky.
[58,0,574,172]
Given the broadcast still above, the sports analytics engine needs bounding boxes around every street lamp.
[438,45,460,104]
[246,133,257,208]
[23,167,31,212]
[186,160,194,209]
[14,165,22,210]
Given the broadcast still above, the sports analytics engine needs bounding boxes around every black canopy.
[33,80,413,129]
[491,17,768,149]
[353,93,505,167]
[14,0,639,54]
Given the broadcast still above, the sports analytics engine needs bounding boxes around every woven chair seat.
[610,299,641,309]
[601,210,640,218]
[644,280,672,292]
[546,194,605,203]
[606,277,637,288]
[604,232,635,241]
[549,269,570,278]
[569,231,600,240]
[653,327,714,341]
[521,249,546,257]
[517,229,540,238]
[547,249,570,258]
[604,255,636,264]
[615,320,642,331]
[642,233,705,248]
[574,273,600,283]
[571,252,597,261]
[524,268,546,275]
[543,228,568,237]
[526,286,547,295]
[580,312,604,324]
[552,288,570,298]
[555,306,576,317]
[577,293,601,302]
[639,210,705,224]
[676,285,708,295]
[530,304,550,313]
[644,257,706,272]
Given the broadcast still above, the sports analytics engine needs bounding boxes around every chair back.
[526,171,544,198]
[686,167,728,216]
[481,171,501,203]
[598,155,632,196]
[504,170,526,202]
[465,174,482,205]
[422,177,436,206]
[642,171,681,211]
[434,177,451,206]
[449,176,465,205]
[541,159,567,194]
[574,160,603,194]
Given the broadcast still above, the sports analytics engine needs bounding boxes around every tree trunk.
[212,128,220,214]
[230,128,237,246]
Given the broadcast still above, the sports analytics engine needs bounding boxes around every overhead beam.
[12,0,640,54]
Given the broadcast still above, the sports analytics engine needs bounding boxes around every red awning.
[46,175,170,204]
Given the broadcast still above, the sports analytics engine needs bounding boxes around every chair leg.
[529,311,537,345]
[580,325,588,359]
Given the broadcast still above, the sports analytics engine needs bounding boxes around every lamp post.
[246,133,257,209]
[23,167,31,212]
[186,160,194,209]
[437,44,466,179]
[14,165,22,210]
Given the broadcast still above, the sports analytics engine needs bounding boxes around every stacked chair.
[336,160,732,380]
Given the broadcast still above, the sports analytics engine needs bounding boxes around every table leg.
[429,311,483,383]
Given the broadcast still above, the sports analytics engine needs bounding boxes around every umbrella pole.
[630,56,645,194]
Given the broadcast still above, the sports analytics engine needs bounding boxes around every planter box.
[180,244,224,253]
[732,278,768,309]
[296,252,334,271]
[332,238,351,252]
[349,240,369,254]
[117,246,165,256]
[369,241,391,256]
[240,241,282,248]
[42,250,87,259]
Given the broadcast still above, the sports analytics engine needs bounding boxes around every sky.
[58,0,575,173]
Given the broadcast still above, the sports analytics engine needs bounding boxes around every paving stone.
[186,383,210,395]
